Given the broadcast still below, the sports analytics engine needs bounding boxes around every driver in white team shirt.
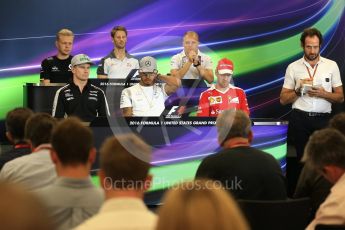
[120,56,181,117]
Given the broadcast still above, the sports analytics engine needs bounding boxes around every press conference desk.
[23,83,65,114]
[23,80,123,114]
[23,79,210,114]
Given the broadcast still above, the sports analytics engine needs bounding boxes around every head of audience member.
[71,54,94,83]
[55,28,74,58]
[216,109,252,147]
[50,117,96,177]
[300,27,323,62]
[216,58,234,90]
[139,56,159,87]
[110,26,128,50]
[5,107,33,145]
[303,128,345,184]
[156,180,249,230]
[0,181,54,230]
[329,112,345,135]
[24,113,57,150]
[99,133,152,199]
[183,31,199,56]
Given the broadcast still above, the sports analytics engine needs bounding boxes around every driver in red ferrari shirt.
[197,58,249,117]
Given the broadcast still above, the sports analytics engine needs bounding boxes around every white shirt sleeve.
[120,88,132,109]
[282,64,297,90]
[0,161,15,181]
[331,61,342,88]
[202,55,213,70]
[170,54,181,70]
[306,195,345,230]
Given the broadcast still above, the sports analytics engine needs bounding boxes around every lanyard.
[14,144,30,149]
[305,64,318,81]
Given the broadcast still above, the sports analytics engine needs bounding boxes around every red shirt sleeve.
[239,89,250,116]
[197,91,210,117]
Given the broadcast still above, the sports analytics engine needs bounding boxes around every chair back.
[238,197,311,230]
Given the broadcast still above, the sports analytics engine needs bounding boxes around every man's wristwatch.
[193,61,201,67]
[295,88,301,96]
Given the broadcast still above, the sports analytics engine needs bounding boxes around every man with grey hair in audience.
[196,109,286,200]
[75,133,156,230]
[304,128,345,229]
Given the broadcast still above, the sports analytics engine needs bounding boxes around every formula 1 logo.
[166,106,182,118]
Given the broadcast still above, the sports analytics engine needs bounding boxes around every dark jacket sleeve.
[52,88,65,118]
[98,89,110,117]
[96,58,106,75]
[294,164,332,213]
[40,58,51,80]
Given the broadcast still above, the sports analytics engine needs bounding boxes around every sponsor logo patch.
[229,97,239,104]
[52,66,59,72]
[209,96,222,105]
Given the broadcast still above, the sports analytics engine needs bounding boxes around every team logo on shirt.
[229,97,239,104]
[52,66,59,72]
[209,96,222,105]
